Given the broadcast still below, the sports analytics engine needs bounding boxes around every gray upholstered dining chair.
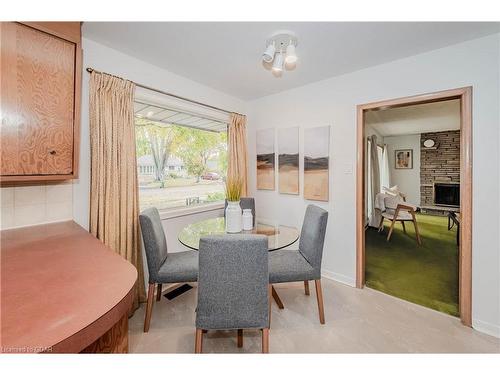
[224,197,256,227]
[268,204,328,324]
[139,207,198,332]
[195,235,270,353]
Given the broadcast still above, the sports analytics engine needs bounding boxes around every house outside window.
[134,100,228,213]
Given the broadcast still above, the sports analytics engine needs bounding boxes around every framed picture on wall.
[395,149,413,169]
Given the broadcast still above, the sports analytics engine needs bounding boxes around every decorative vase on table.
[225,200,242,233]
[242,209,253,231]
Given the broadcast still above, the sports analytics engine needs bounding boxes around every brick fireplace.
[420,130,460,209]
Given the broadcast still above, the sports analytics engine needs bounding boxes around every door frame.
[356,87,472,326]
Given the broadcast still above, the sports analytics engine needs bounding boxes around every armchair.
[378,194,422,245]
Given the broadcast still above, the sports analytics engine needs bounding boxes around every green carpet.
[365,213,459,317]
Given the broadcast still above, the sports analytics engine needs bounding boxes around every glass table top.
[178,217,300,251]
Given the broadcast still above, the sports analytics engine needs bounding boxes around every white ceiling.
[83,22,500,100]
[365,99,461,136]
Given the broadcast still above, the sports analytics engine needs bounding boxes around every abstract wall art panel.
[256,128,275,190]
[278,127,299,195]
[304,126,330,201]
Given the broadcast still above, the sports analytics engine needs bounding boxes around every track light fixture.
[272,49,284,72]
[262,41,276,63]
[262,32,298,76]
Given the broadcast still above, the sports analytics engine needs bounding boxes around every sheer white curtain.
[367,135,381,227]
[381,144,390,190]
[367,138,389,228]
[367,139,373,225]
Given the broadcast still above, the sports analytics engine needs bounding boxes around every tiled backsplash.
[0,182,73,230]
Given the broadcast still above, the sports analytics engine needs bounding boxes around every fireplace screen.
[434,183,460,207]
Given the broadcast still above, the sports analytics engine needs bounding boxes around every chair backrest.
[196,234,269,330]
[139,207,168,283]
[298,205,328,274]
[383,194,404,210]
[224,197,256,226]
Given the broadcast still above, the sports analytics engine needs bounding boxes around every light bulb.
[285,42,297,64]
[272,50,284,72]
[262,41,276,63]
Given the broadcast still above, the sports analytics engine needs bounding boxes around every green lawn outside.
[140,178,211,188]
[139,179,225,211]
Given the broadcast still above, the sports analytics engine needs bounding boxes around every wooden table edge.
[47,278,137,353]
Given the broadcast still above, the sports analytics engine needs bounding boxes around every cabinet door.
[1,22,75,177]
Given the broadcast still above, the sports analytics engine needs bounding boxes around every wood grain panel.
[356,105,365,288]
[21,22,81,43]
[17,23,74,174]
[458,87,472,327]
[81,314,129,353]
[1,22,20,175]
[1,22,81,180]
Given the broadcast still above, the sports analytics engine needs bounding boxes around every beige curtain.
[368,134,381,227]
[89,71,146,312]
[227,113,249,196]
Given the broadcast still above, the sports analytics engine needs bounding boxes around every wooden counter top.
[1,221,138,353]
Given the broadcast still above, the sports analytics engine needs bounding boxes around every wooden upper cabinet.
[1,22,81,182]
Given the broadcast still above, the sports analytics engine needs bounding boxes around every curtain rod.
[86,67,240,116]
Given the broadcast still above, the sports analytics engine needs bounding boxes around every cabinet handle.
[49,150,57,155]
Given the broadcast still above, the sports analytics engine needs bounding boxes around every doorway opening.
[356,87,472,326]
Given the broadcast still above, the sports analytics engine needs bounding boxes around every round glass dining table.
[178,217,300,251]
[178,216,298,310]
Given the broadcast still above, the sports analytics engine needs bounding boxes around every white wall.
[75,38,247,289]
[383,134,421,206]
[247,34,500,337]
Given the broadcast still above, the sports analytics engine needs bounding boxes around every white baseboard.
[321,269,356,287]
[473,319,500,338]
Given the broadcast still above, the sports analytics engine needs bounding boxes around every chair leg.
[268,285,272,326]
[271,285,284,309]
[261,328,269,353]
[386,207,402,242]
[237,329,243,348]
[144,283,155,332]
[411,212,422,245]
[378,216,385,232]
[195,328,203,353]
[156,283,163,301]
[314,279,325,324]
[386,218,397,241]
[401,220,406,233]
[304,280,310,295]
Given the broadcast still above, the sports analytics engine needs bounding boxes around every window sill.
[158,202,225,220]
